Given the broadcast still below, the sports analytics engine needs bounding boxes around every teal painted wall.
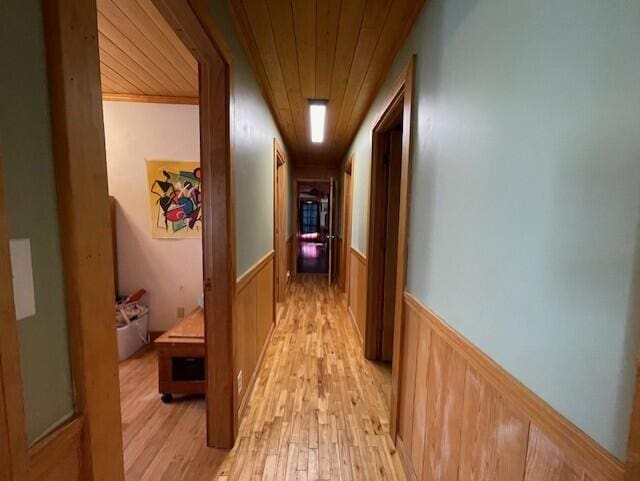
[0,0,75,443]
[345,0,640,458]
[206,0,291,275]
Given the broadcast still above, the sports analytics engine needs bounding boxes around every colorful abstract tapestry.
[147,160,202,238]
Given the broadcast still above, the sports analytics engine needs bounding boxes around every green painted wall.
[345,0,640,458]
[0,0,75,443]
[206,0,291,275]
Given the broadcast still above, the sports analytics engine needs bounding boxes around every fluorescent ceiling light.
[309,100,327,143]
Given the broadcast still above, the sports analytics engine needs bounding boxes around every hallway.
[118,276,402,480]
[217,275,402,480]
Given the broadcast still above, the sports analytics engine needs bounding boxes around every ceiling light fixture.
[309,100,327,143]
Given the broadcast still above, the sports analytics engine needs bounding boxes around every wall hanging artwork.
[146,160,202,239]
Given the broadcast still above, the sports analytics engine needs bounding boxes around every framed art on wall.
[147,160,202,239]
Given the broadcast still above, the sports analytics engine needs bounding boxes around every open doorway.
[274,140,287,302]
[99,1,209,476]
[364,59,415,376]
[341,157,354,294]
[363,59,415,441]
[296,180,335,277]
[97,0,236,474]
[365,105,403,364]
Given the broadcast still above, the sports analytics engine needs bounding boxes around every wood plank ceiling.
[230,0,425,166]
[97,0,199,104]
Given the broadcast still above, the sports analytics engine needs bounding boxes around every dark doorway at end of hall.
[297,181,332,274]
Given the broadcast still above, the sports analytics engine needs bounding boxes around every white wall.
[345,0,640,458]
[103,101,202,332]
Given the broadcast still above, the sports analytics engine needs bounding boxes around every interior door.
[328,178,335,284]
[343,166,353,295]
[275,149,287,301]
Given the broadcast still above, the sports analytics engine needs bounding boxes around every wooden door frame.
[342,157,354,295]
[2,3,117,479]
[363,57,415,442]
[0,155,29,481]
[42,1,125,479]
[151,0,237,448]
[327,177,341,285]
[43,0,237,463]
[364,95,403,360]
[273,139,287,302]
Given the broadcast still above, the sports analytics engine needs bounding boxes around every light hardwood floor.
[119,275,403,480]
[119,347,224,480]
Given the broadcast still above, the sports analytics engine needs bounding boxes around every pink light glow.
[299,232,319,240]
[300,243,322,258]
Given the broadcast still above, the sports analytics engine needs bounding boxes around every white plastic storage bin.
[116,313,149,361]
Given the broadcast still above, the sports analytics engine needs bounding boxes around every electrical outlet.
[177,306,185,318]
[237,370,243,393]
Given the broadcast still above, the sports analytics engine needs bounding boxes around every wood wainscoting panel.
[348,248,367,344]
[256,258,274,354]
[235,272,257,409]
[348,253,358,320]
[410,317,432,480]
[524,427,583,481]
[357,253,367,336]
[235,251,275,418]
[336,236,343,290]
[397,301,420,461]
[396,292,626,481]
[28,418,82,481]
[422,334,467,481]
[459,368,529,481]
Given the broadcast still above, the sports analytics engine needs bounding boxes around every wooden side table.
[154,307,205,403]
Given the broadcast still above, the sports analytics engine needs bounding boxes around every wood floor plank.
[119,275,404,481]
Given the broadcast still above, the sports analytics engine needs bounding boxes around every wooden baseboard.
[396,292,625,481]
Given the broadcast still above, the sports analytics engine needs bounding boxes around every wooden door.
[381,131,403,361]
[275,142,287,301]
[343,164,353,295]
[331,179,339,283]
[328,178,336,284]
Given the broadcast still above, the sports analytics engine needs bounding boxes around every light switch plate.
[9,239,36,320]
